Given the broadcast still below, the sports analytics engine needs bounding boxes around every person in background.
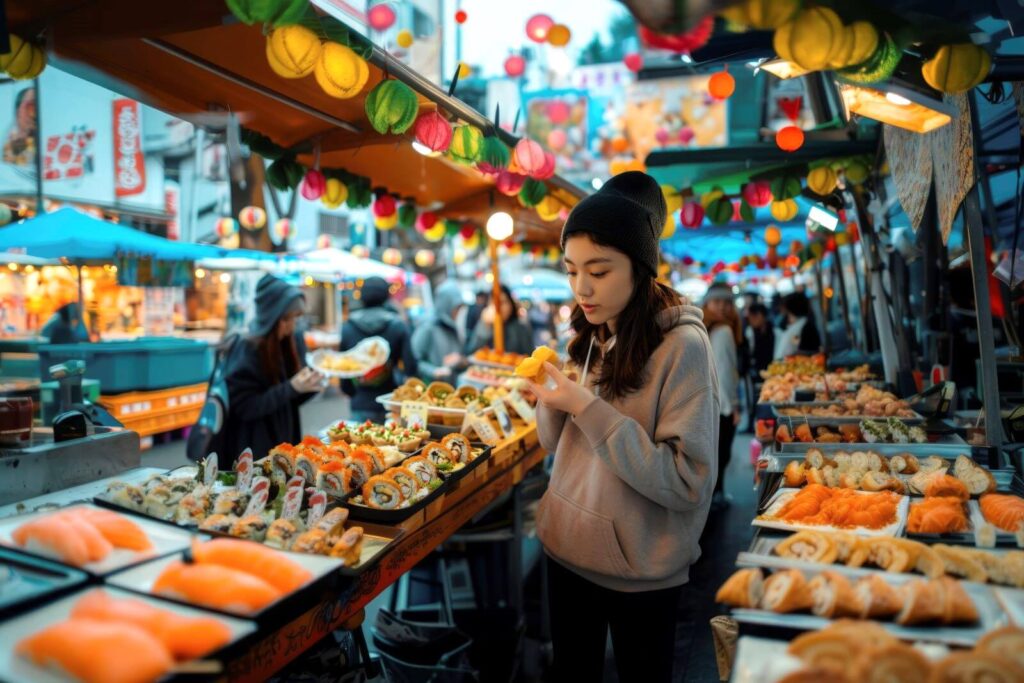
[411,281,469,382]
[703,282,742,511]
[42,303,88,344]
[464,289,488,339]
[221,274,323,469]
[775,291,822,358]
[340,277,416,423]
[467,284,533,355]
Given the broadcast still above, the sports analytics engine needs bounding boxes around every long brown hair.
[566,233,682,400]
[257,319,300,384]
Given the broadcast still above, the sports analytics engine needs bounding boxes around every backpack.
[186,333,243,463]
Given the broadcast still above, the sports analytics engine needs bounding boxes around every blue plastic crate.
[38,338,213,393]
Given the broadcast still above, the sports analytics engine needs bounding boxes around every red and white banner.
[113,98,145,197]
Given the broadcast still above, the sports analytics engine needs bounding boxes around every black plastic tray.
[0,547,89,620]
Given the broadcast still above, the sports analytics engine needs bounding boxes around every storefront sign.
[113,98,145,197]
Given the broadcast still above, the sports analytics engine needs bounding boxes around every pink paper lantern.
[504,55,526,78]
[654,128,670,145]
[413,111,453,152]
[546,129,567,151]
[496,170,525,196]
[373,195,397,217]
[624,52,643,72]
[525,14,554,43]
[742,180,772,208]
[513,139,546,175]
[368,3,396,31]
[533,151,556,180]
[300,169,326,200]
[678,126,695,144]
[680,201,704,229]
[416,211,438,233]
[546,101,571,125]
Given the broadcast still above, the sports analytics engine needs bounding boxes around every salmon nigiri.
[154,560,281,614]
[191,538,313,592]
[71,590,232,660]
[16,617,174,683]
[77,508,153,551]
[12,515,93,566]
[59,513,114,562]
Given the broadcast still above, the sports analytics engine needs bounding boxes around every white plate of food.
[307,336,390,379]
[754,487,908,537]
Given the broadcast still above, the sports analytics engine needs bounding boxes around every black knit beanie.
[560,171,665,277]
[251,274,304,337]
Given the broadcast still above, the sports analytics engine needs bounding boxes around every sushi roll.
[886,417,910,444]
[315,508,350,543]
[441,433,472,464]
[329,527,365,567]
[362,475,405,509]
[265,518,305,550]
[199,513,237,534]
[174,486,211,525]
[212,490,250,517]
[355,445,387,474]
[316,460,354,495]
[422,442,456,473]
[908,425,928,444]
[268,443,297,478]
[143,485,178,520]
[389,467,419,499]
[293,451,319,484]
[290,528,328,554]
[229,515,269,542]
[403,456,437,487]
[860,420,888,444]
[105,482,145,512]
[345,452,375,489]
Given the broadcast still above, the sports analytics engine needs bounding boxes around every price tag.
[307,490,328,527]
[281,485,304,520]
[461,401,500,446]
[506,389,536,423]
[235,448,254,491]
[243,489,269,517]
[401,401,430,431]
[491,398,515,438]
[202,454,219,488]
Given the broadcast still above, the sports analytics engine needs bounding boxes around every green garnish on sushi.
[428,478,443,491]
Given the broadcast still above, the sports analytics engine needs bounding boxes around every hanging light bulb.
[486,211,514,241]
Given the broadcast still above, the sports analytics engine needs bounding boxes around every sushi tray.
[754,487,909,538]
[967,500,1024,547]
[0,586,255,683]
[769,442,974,462]
[375,392,497,417]
[728,566,1008,647]
[106,538,345,623]
[0,503,199,577]
[0,547,87,620]
[770,407,925,426]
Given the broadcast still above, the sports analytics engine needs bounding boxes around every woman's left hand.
[525,362,595,416]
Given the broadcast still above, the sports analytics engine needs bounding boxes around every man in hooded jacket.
[411,281,468,382]
[340,277,416,422]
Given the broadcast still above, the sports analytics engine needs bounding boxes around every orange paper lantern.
[708,69,735,100]
[776,126,805,152]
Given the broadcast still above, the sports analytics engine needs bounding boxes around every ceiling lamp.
[837,82,954,134]
[486,211,514,241]
[758,58,810,80]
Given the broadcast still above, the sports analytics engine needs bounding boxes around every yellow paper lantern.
[922,44,991,94]
[770,199,799,222]
[700,188,725,209]
[0,35,45,80]
[238,206,267,230]
[375,212,398,230]
[424,223,446,242]
[315,42,370,99]
[545,246,561,262]
[661,184,683,214]
[609,158,646,175]
[661,213,677,240]
[321,178,349,208]
[835,22,879,69]
[535,196,562,222]
[773,7,844,72]
[547,24,571,47]
[414,249,435,268]
[266,26,321,79]
[382,248,402,266]
[764,225,782,247]
[719,0,799,29]
[397,30,414,49]
[273,218,293,240]
[807,167,838,196]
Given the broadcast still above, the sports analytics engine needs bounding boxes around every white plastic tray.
[754,487,908,537]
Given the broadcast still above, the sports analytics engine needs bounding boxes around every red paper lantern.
[460,223,476,239]
[546,101,571,125]
[525,14,554,43]
[637,16,714,53]
[496,170,526,196]
[454,9,468,24]
[300,169,326,200]
[680,201,704,229]
[368,3,396,31]
[373,195,397,217]
[678,127,695,144]
[712,260,726,274]
[547,129,567,151]
[414,111,453,152]
[708,69,735,100]
[513,139,546,175]
[742,181,772,208]
[776,126,805,152]
[786,255,801,268]
[534,151,556,180]
[624,52,643,72]
[504,55,526,78]
[416,211,438,233]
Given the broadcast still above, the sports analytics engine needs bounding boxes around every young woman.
[703,283,743,510]
[467,283,533,355]
[526,172,720,682]
[221,274,323,468]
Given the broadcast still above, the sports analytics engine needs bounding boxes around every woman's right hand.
[290,367,325,394]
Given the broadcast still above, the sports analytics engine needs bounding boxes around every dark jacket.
[798,318,822,354]
[750,326,775,375]
[467,316,534,355]
[221,333,314,468]
[340,306,416,412]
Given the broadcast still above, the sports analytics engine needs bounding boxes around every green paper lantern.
[478,136,510,172]
[226,0,308,27]
[770,175,802,201]
[449,125,484,164]
[518,178,548,207]
[266,155,305,191]
[398,204,417,229]
[706,197,733,225]
[364,79,419,135]
[739,200,755,223]
[444,219,461,237]
[837,34,901,84]
[346,181,372,208]
[845,161,869,185]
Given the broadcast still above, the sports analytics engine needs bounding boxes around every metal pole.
[32,77,43,214]
[831,247,855,347]
[488,238,505,353]
[814,256,829,358]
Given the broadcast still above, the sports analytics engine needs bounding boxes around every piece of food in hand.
[514,346,559,383]
[760,569,814,614]
[714,567,763,608]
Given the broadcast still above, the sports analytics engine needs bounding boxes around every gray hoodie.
[411,281,466,381]
[535,304,720,592]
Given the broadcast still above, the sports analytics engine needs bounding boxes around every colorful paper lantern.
[382,248,402,265]
[546,24,571,47]
[828,22,879,69]
[678,127,695,144]
[742,180,772,208]
[546,101,571,126]
[316,234,333,249]
[807,166,838,196]
[513,138,546,176]
[416,211,438,233]
[300,169,326,200]
[496,171,526,197]
[274,218,292,240]
[226,0,309,26]
[398,204,417,229]
[413,111,453,153]
[773,7,844,72]
[477,137,511,176]
[459,223,477,240]
[764,225,782,247]
[636,16,714,53]
[454,9,468,24]
[396,29,414,49]
[423,222,446,243]
[609,158,646,175]
[367,3,397,31]
[770,199,799,222]
[449,125,484,164]
[719,0,798,29]
[773,126,803,153]
[700,188,725,209]
[453,248,467,264]
[680,201,704,229]
[624,53,644,72]
[414,249,435,268]
[708,69,735,100]
[239,206,267,230]
[845,161,869,185]
[547,129,568,151]
[922,44,991,94]
[266,26,322,79]
[837,34,901,84]
[351,244,370,258]
[373,195,397,218]
[534,152,556,180]
[518,178,548,207]
[314,42,370,99]
[706,197,733,225]
[463,230,481,250]
[365,79,418,135]
[525,14,554,43]
[321,178,348,208]
[375,212,398,230]
[661,211,677,239]
[504,55,526,77]
[215,217,237,238]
